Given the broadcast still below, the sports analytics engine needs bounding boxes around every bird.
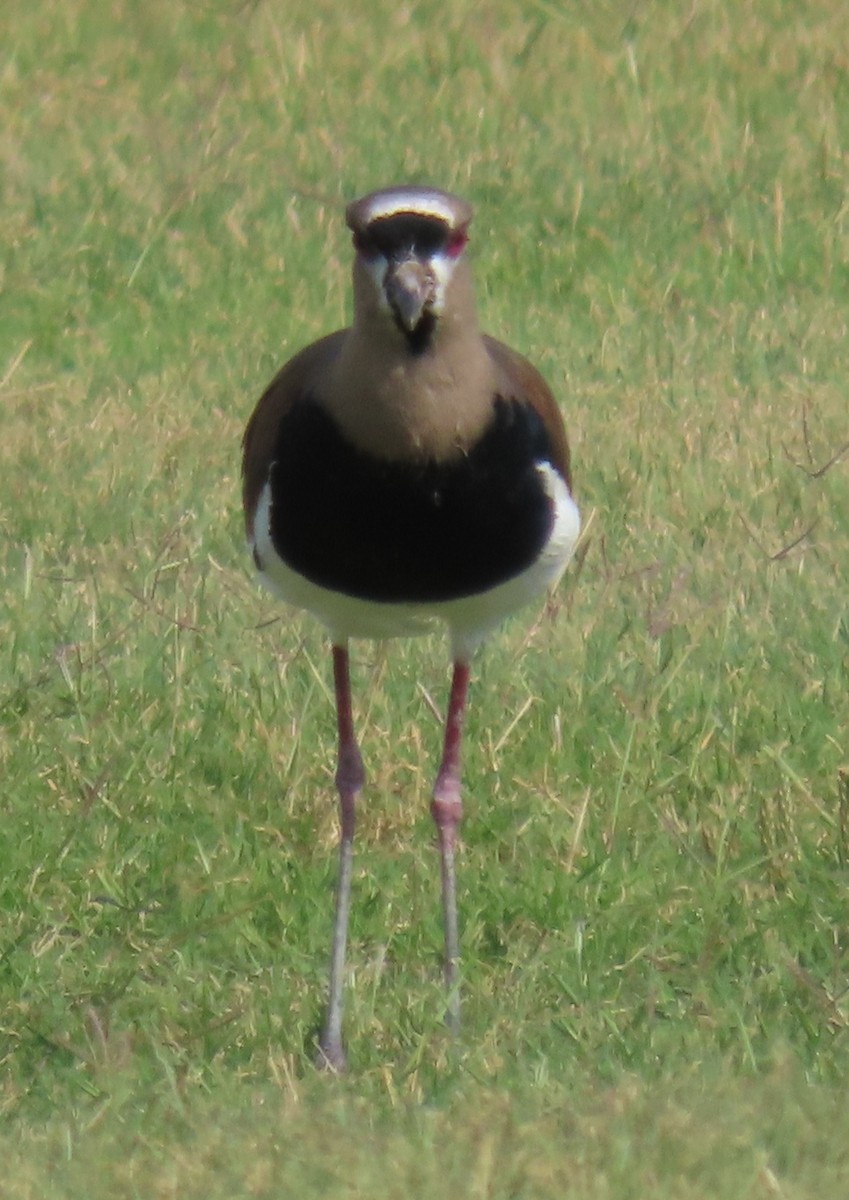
[241,185,580,1071]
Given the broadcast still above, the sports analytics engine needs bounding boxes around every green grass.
[2,0,849,1193]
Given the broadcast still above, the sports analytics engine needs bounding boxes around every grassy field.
[2,0,849,1194]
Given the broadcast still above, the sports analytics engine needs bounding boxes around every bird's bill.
[383,257,436,332]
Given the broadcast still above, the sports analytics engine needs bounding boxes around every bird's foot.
[315,1037,347,1073]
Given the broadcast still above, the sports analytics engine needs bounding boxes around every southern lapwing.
[242,185,580,1070]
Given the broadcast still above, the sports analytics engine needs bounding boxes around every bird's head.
[346,186,474,353]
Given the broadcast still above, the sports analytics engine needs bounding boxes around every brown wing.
[483,334,572,493]
[241,330,347,537]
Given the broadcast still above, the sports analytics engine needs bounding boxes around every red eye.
[446,230,468,258]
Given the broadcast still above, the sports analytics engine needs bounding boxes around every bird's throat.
[395,309,437,355]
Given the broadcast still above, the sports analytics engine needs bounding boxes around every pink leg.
[316,643,364,1072]
[431,659,471,1035]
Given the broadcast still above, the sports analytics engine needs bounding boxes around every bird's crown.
[346,186,473,236]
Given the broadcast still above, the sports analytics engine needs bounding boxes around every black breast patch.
[267,396,557,603]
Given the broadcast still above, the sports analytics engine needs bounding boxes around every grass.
[2,0,849,1193]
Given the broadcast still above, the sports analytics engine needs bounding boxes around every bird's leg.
[431,658,471,1035]
[317,642,364,1072]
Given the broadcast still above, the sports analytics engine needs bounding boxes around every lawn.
[2,0,849,1195]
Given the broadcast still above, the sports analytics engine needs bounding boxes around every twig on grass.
[738,513,818,561]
